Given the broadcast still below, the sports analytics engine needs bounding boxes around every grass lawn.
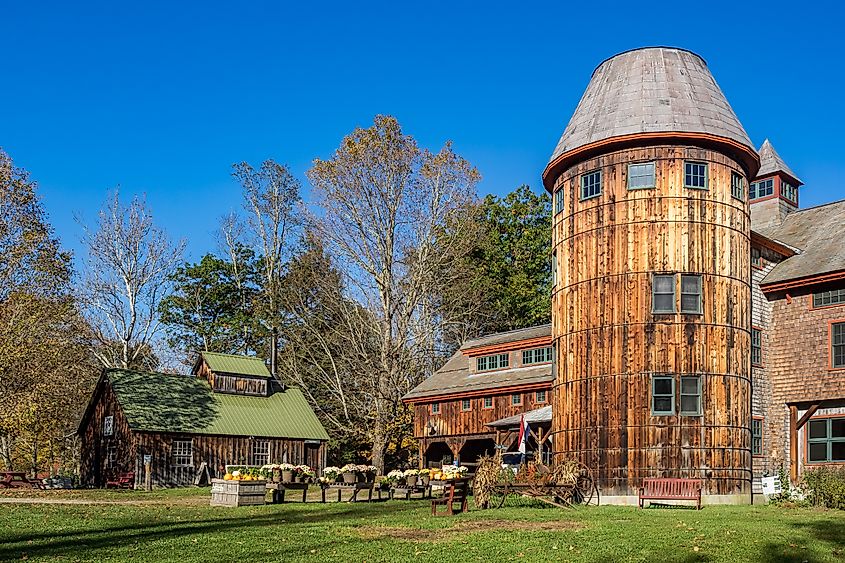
[2,489,845,562]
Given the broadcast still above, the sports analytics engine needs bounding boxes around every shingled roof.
[757,139,802,184]
[460,324,551,351]
[757,199,845,286]
[545,47,757,188]
[94,369,329,440]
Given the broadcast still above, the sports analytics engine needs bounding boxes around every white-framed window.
[781,181,797,203]
[731,172,744,200]
[461,398,471,412]
[522,347,552,365]
[483,396,493,409]
[430,402,440,415]
[580,170,602,200]
[807,418,845,463]
[651,376,675,415]
[554,190,564,215]
[171,439,193,467]
[679,376,702,416]
[680,274,703,314]
[750,178,774,200]
[477,353,509,372]
[103,415,114,437]
[252,439,270,466]
[652,274,676,313]
[684,162,708,190]
[627,162,655,189]
[511,393,522,406]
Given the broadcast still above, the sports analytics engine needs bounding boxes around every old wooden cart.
[478,460,598,509]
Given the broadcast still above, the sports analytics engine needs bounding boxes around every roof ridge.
[786,197,845,214]
[462,323,552,346]
[201,351,264,359]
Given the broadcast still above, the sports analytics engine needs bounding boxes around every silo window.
[651,376,675,415]
[652,274,676,313]
[684,162,708,190]
[731,172,745,200]
[580,170,602,200]
[680,376,702,416]
[627,162,655,189]
[554,190,565,215]
[680,275,703,314]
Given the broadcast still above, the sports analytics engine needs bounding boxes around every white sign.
[143,455,152,465]
[761,475,782,496]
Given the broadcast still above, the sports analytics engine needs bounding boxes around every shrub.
[802,466,845,509]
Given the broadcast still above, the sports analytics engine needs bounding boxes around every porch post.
[789,405,798,483]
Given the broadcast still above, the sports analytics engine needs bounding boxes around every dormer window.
[781,181,798,204]
[750,178,774,200]
[476,353,509,372]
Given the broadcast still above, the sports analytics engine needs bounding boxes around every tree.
[79,191,184,369]
[307,115,480,471]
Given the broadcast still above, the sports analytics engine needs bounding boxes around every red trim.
[761,270,845,293]
[803,413,845,466]
[752,325,764,368]
[752,416,765,458]
[809,291,845,311]
[749,193,778,204]
[542,131,760,192]
[482,397,494,410]
[404,381,552,404]
[750,231,795,259]
[464,336,551,357]
[828,320,845,371]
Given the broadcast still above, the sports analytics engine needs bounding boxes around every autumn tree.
[79,191,184,369]
[307,115,480,472]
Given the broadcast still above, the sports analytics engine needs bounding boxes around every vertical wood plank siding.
[551,146,752,497]
[79,380,136,487]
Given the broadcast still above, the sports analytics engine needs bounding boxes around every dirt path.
[0,496,207,506]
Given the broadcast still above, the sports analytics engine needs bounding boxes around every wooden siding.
[79,379,137,487]
[213,374,268,396]
[551,145,752,497]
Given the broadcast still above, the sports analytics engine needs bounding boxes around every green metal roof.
[107,369,329,441]
[199,351,271,378]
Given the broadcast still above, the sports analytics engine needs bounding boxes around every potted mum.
[340,463,359,484]
[323,466,341,483]
[279,463,295,483]
[387,469,405,486]
[299,465,316,483]
[419,468,431,486]
[404,468,420,487]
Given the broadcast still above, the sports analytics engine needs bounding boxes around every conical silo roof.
[543,47,759,189]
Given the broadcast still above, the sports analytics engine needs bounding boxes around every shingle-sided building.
[79,352,329,488]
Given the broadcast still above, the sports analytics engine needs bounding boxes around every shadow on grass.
[755,517,845,563]
[0,503,413,561]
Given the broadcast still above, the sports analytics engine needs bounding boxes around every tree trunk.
[0,434,14,471]
[371,417,388,476]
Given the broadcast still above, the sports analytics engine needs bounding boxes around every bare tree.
[79,191,184,369]
[307,115,480,471]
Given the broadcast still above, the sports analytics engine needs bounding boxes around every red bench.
[106,472,135,489]
[639,478,701,509]
[431,479,469,516]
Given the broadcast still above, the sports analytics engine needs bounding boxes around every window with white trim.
[511,393,522,406]
[651,376,675,415]
[680,376,702,416]
[580,170,602,200]
[104,415,114,437]
[522,347,552,365]
[431,402,440,414]
[628,162,655,189]
[684,162,708,189]
[252,439,270,466]
[461,398,471,412]
[477,353,509,372]
[483,396,493,409]
[781,181,797,204]
[731,172,744,200]
[807,418,845,463]
[171,439,193,467]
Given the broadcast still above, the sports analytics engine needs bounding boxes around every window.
[731,172,744,200]
[751,247,764,269]
[832,322,845,369]
[103,415,114,437]
[628,162,655,189]
[552,251,557,287]
[171,439,193,467]
[680,376,701,416]
[483,396,493,409]
[107,445,117,468]
[461,398,471,412]
[652,274,676,313]
[535,390,547,403]
[752,418,764,456]
[814,289,845,308]
[680,275,702,314]
[752,328,762,366]
[580,170,602,200]
[651,376,675,415]
[477,353,509,372]
[252,440,270,466]
[781,181,797,204]
[522,347,552,365]
[807,418,845,463]
[554,190,564,215]
[511,393,522,406]
[684,162,708,189]
[750,178,774,200]
[431,402,440,414]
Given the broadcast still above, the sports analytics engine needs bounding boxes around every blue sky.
[2,1,844,263]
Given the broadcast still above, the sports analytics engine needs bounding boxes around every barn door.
[305,442,321,472]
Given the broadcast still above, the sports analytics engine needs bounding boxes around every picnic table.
[389,483,432,500]
[0,471,43,489]
[321,482,375,503]
[266,481,310,503]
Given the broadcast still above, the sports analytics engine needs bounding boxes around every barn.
[78,352,329,488]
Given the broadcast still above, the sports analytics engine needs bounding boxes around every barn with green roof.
[79,352,328,488]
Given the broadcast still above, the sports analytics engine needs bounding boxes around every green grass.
[1,490,844,562]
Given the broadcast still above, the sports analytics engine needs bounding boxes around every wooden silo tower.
[543,47,761,503]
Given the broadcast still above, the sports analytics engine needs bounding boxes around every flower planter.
[342,472,358,484]
[420,476,430,487]
[405,475,418,487]
[281,470,294,483]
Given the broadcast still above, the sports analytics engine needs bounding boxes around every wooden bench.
[0,471,44,489]
[431,479,469,515]
[639,478,701,509]
[105,472,135,489]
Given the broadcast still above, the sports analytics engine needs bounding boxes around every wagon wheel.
[493,483,509,509]
[572,464,598,505]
